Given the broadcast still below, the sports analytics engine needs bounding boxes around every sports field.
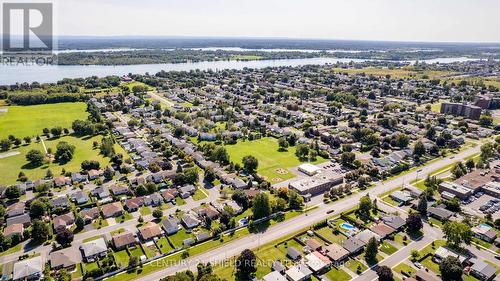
[0,102,88,139]
[225,137,327,183]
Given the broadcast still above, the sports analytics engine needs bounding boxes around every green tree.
[252,193,272,219]
[417,196,428,214]
[5,186,22,200]
[236,249,257,278]
[358,195,372,218]
[278,137,289,151]
[26,149,45,166]
[413,140,426,157]
[406,212,423,233]
[376,265,394,281]
[242,155,258,174]
[31,219,50,243]
[443,221,472,248]
[365,237,378,262]
[439,256,463,281]
[29,199,48,218]
[152,207,163,219]
[55,141,75,163]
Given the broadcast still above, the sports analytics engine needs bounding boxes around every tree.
[29,199,47,218]
[236,249,257,277]
[252,193,272,219]
[295,144,309,159]
[417,196,427,215]
[232,190,249,209]
[480,142,494,161]
[183,167,199,184]
[55,269,72,281]
[197,263,213,281]
[128,256,139,268]
[55,227,74,246]
[50,127,63,137]
[75,215,85,230]
[0,139,12,152]
[479,115,493,127]
[100,137,115,157]
[152,207,163,219]
[376,265,394,281]
[451,162,467,179]
[443,221,472,248]
[465,159,475,171]
[413,140,426,157]
[426,127,436,139]
[340,152,355,167]
[439,256,463,281]
[26,149,45,166]
[406,212,423,233]
[204,168,216,184]
[5,186,22,200]
[365,237,378,262]
[278,137,289,151]
[242,155,258,174]
[104,166,114,181]
[358,195,372,218]
[395,133,409,148]
[55,141,76,163]
[31,219,50,243]
[288,190,304,210]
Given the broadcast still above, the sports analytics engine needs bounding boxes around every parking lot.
[463,193,500,220]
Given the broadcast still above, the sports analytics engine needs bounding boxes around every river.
[0,55,484,85]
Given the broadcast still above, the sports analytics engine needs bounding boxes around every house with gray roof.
[13,256,43,281]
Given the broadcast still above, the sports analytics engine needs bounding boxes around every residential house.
[112,231,137,250]
[125,197,143,212]
[51,196,70,210]
[6,213,31,227]
[6,202,25,217]
[162,217,180,235]
[80,207,100,224]
[91,186,110,199]
[3,223,24,239]
[70,191,89,205]
[49,248,79,270]
[325,243,349,263]
[12,256,43,281]
[80,238,108,262]
[110,185,129,196]
[370,223,396,239]
[380,215,406,231]
[304,251,330,273]
[285,264,312,281]
[181,213,201,229]
[471,224,497,243]
[342,237,365,254]
[428,207,453,221]
[101,202,124,218]
[287,247,302,261]
[262,271,287,281]
[138,222,162,241]
[53,212,75,231]
[470,258,496,281]
[53,176,71,187]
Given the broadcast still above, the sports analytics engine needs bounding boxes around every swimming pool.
[340,223,355,230]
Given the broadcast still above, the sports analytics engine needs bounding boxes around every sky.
[51,0,500,43]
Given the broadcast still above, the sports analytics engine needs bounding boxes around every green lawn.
[122,81,155,92]
[139,206,152,216]
[345,258,367,274]
[113,250,130,268]
[175,197,186,206]
[315,226,347,244]
[142,243,159,258]
[324,267,352,281]
[0,134,128,185]
[192,188,208,201]
[380,241,398,255]
[83,261,99,272]
[115,211,134,223]
[393,262,417,278]
[156,237,174,254]
[168,228,193,248]
[0,243,22,256]
[420,255,440,273]
[83,235,103,243]
[128,246,145,259]
[225,137,327,183]
[0,102,88,139]
[92,217,109,229]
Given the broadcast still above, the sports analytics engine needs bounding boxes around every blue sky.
[55,0,499,42]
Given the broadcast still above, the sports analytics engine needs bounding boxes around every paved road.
[148,91,175,107]
[133,145,482,281]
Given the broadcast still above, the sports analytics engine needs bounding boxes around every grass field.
[225,137,327,183]
[0,102,88,139]
[0,134,128,185]
[332,67,455,80]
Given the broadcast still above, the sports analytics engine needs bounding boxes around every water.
[0,57,369,84]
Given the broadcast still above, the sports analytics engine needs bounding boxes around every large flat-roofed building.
[438,181,472,199]
[482,182,500,198]
[440,102,482,120]
[298,163,322,176]
[289,172,343,195]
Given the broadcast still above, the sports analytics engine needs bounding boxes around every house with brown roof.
[112,231,137,250]
[3,223,24,239]
[161,190,175,202]
[125,197,144,212]
[305,238,322,251]
[49,248,79,270]
[101,202,124,218]
[325,243,349,263]
[53,176,71,187]
[138,222,162,241]
[88,169,103,180]
[80,207,100,223]
[53,213,75,231]
[370,223,396,239]
[110,184,129,196]
[6,202,25,218]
